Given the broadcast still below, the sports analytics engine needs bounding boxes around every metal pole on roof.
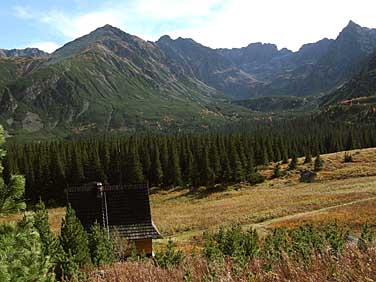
[103,191,110,238]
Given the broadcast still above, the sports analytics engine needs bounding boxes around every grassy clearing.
[1,148,376,249]
[269,197,376,231]
[0,207,65,235]
[151,148,376,247]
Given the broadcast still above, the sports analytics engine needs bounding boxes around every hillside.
[321,52,376,106]
[3,147,375,244]
[233,96,318,112]
[0,22,376,137]
[157,21,376,100]
[0,26,248,137]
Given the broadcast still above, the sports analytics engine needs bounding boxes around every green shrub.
[288,225,325,264]
[288,154,298,170]
[0,125,26,215]
[262,228,289,264]
[34,200,61,259]
[0,214,55,282]
[314,154,324,171]
[273,163,282,178]
[325,222,348,256]
[204,225,259,262]
[304,151,312,164]
[247,172,265,185]
[358,223,374,252]
[155,240,184,268]
[59,205,91,268]
[344,153,353,163]
[89,223,115,266]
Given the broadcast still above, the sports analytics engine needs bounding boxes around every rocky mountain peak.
[0,48,49,58]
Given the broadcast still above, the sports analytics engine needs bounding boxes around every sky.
[1,0,376,53]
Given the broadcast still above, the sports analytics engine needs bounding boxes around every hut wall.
[135,239,153,255]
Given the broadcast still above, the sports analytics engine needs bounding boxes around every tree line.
[3,118,376,205]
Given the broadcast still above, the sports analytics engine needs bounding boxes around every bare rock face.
[0,48,49,58]
[0,89,18,114]
[22,112,43,132]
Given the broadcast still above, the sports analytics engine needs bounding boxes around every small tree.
[304,151,312,164]
[89,223,115,266]
[34,200,61,262]
[344,153,353,163]
[155,240,184,268]
[288,153,298,170]
[247,171,265,185]
[0,214,55,282]
[314,154,324,171]
[358,223,374,252]
[59,205,91,267]
[273,163,282,178]
[0,126,26,214]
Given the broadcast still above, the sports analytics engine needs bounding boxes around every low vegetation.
[87,224,375,282]
[1,125,376,281]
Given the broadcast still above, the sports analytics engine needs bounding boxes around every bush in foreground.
[87,245,376,282]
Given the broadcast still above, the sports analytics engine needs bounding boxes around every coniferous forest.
[3,117,376,206]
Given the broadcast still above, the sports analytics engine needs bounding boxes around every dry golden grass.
[1,148,376,245]
[88,246,376,282]
[269,198,376,231]
[0,207,65,235]
[150,147,376,247]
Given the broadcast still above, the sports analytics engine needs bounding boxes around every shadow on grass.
[151,183,245,200]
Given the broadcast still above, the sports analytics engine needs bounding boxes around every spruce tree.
[288,153,298,170]
[304,150,312,164]
[88,223,114,266]
[314,154,324,171]
[0,214,56,282]
[125,144,144,184]
[49,150,66,202]
[185,148,195,186]
[59,205,91,267]
[166,143,182,186]
[0,126,26,214]
[229,142,244,182]
[209,145,221,183]
[34,200,59,258]
[200,147,215,188]
[70,147,85,185]
[273,162,282,178]
[150,145,163,186]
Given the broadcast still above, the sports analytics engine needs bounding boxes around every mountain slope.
[1,21,376,137]
[156,35,260,100]
[320,53,376,106]
[0,48,48,58]
[219,21,376,98]
[0,26,247,136]
[155,21,376,100]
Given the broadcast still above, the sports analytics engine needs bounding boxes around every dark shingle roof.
[67,183,161,240]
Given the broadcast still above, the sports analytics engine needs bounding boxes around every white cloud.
[40,10,124,39]
[26,41,60,53]
[135,0,224,20]
[13,6,34,19]
[12,0,376,51]
[164,0,376,50]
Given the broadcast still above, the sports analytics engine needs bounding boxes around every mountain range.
[1,20,376,136]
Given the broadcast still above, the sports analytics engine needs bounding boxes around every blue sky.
[2,0,376,53]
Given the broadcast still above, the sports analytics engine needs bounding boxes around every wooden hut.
[66,182,161,256]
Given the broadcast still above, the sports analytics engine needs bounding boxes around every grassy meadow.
[1,147,376,281]
[2,147,376,249]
